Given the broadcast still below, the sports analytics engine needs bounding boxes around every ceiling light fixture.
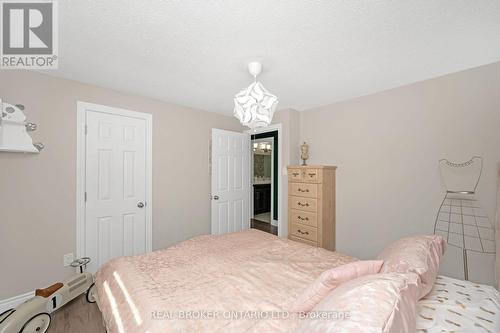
[252,142,272,153]
[233,62,278,130]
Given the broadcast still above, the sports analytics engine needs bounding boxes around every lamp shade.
[233,81,278,130]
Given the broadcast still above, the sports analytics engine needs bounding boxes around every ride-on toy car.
[0,257,96,333]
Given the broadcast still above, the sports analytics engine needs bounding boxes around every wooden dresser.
[287,165,336,250]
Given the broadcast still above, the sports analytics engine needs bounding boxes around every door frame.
[246,123,283,237]
[76,101,153,259]
[250,137,274,223]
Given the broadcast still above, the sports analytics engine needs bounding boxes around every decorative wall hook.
[33,143,45,151]
[25,122,38,132]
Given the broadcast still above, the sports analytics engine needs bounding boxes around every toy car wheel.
[86,282,97,303]
[0,308,14,324]
[20,313,51,333]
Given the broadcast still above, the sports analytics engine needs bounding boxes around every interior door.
[211,129,250,235]
[85,109,147,272]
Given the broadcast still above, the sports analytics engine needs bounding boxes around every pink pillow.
[296,272,420,333]
[377,235,446,298]
[290,260,383,313]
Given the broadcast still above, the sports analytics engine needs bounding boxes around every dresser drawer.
[288,168,321,183]
[289,209,317,227]
[289,196,317,212]
[289,235,317,247]
[290,182,317,198]
[303,169,319,183]
[290,223,318,242]
[288,168,302,182]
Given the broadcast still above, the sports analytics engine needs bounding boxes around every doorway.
[76,102,153,273]
[250,127,280,236]
[210,125,282,238]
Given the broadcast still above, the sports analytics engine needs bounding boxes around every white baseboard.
[271,219,278,227]
[0,291,34,313]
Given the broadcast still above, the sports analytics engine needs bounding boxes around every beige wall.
[496,166,500,290]
[0,71,242,299]
[300,62,500,285]
[271,108,301,238]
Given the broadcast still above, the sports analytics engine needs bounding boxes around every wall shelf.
[0,99,43,153]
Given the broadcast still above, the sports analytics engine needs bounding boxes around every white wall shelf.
[0,99,43,153]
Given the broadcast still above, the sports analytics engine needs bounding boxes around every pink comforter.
[95,229,354,333]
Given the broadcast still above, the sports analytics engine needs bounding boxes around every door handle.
[137,202,145,208]
[213,195,219,200]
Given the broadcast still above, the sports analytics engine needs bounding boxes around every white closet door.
[211,128,250,235]
[85,109,147,272]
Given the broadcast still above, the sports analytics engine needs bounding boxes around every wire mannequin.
[434,156,495,280]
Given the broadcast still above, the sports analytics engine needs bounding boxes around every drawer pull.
[297,202,309,207]
[298,216,309,221]
[297,229,309,235]
[292,172,300,176]
[298,188,309,193]
[308,173,316,177]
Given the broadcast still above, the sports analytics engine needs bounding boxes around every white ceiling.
[52,1,500,115]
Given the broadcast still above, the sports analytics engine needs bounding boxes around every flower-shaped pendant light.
[233,62,278,130]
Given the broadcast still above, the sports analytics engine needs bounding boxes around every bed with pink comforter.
[95,229,354,333]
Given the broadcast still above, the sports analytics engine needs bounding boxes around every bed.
[95,229,499,332]
[416,275,500,332]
